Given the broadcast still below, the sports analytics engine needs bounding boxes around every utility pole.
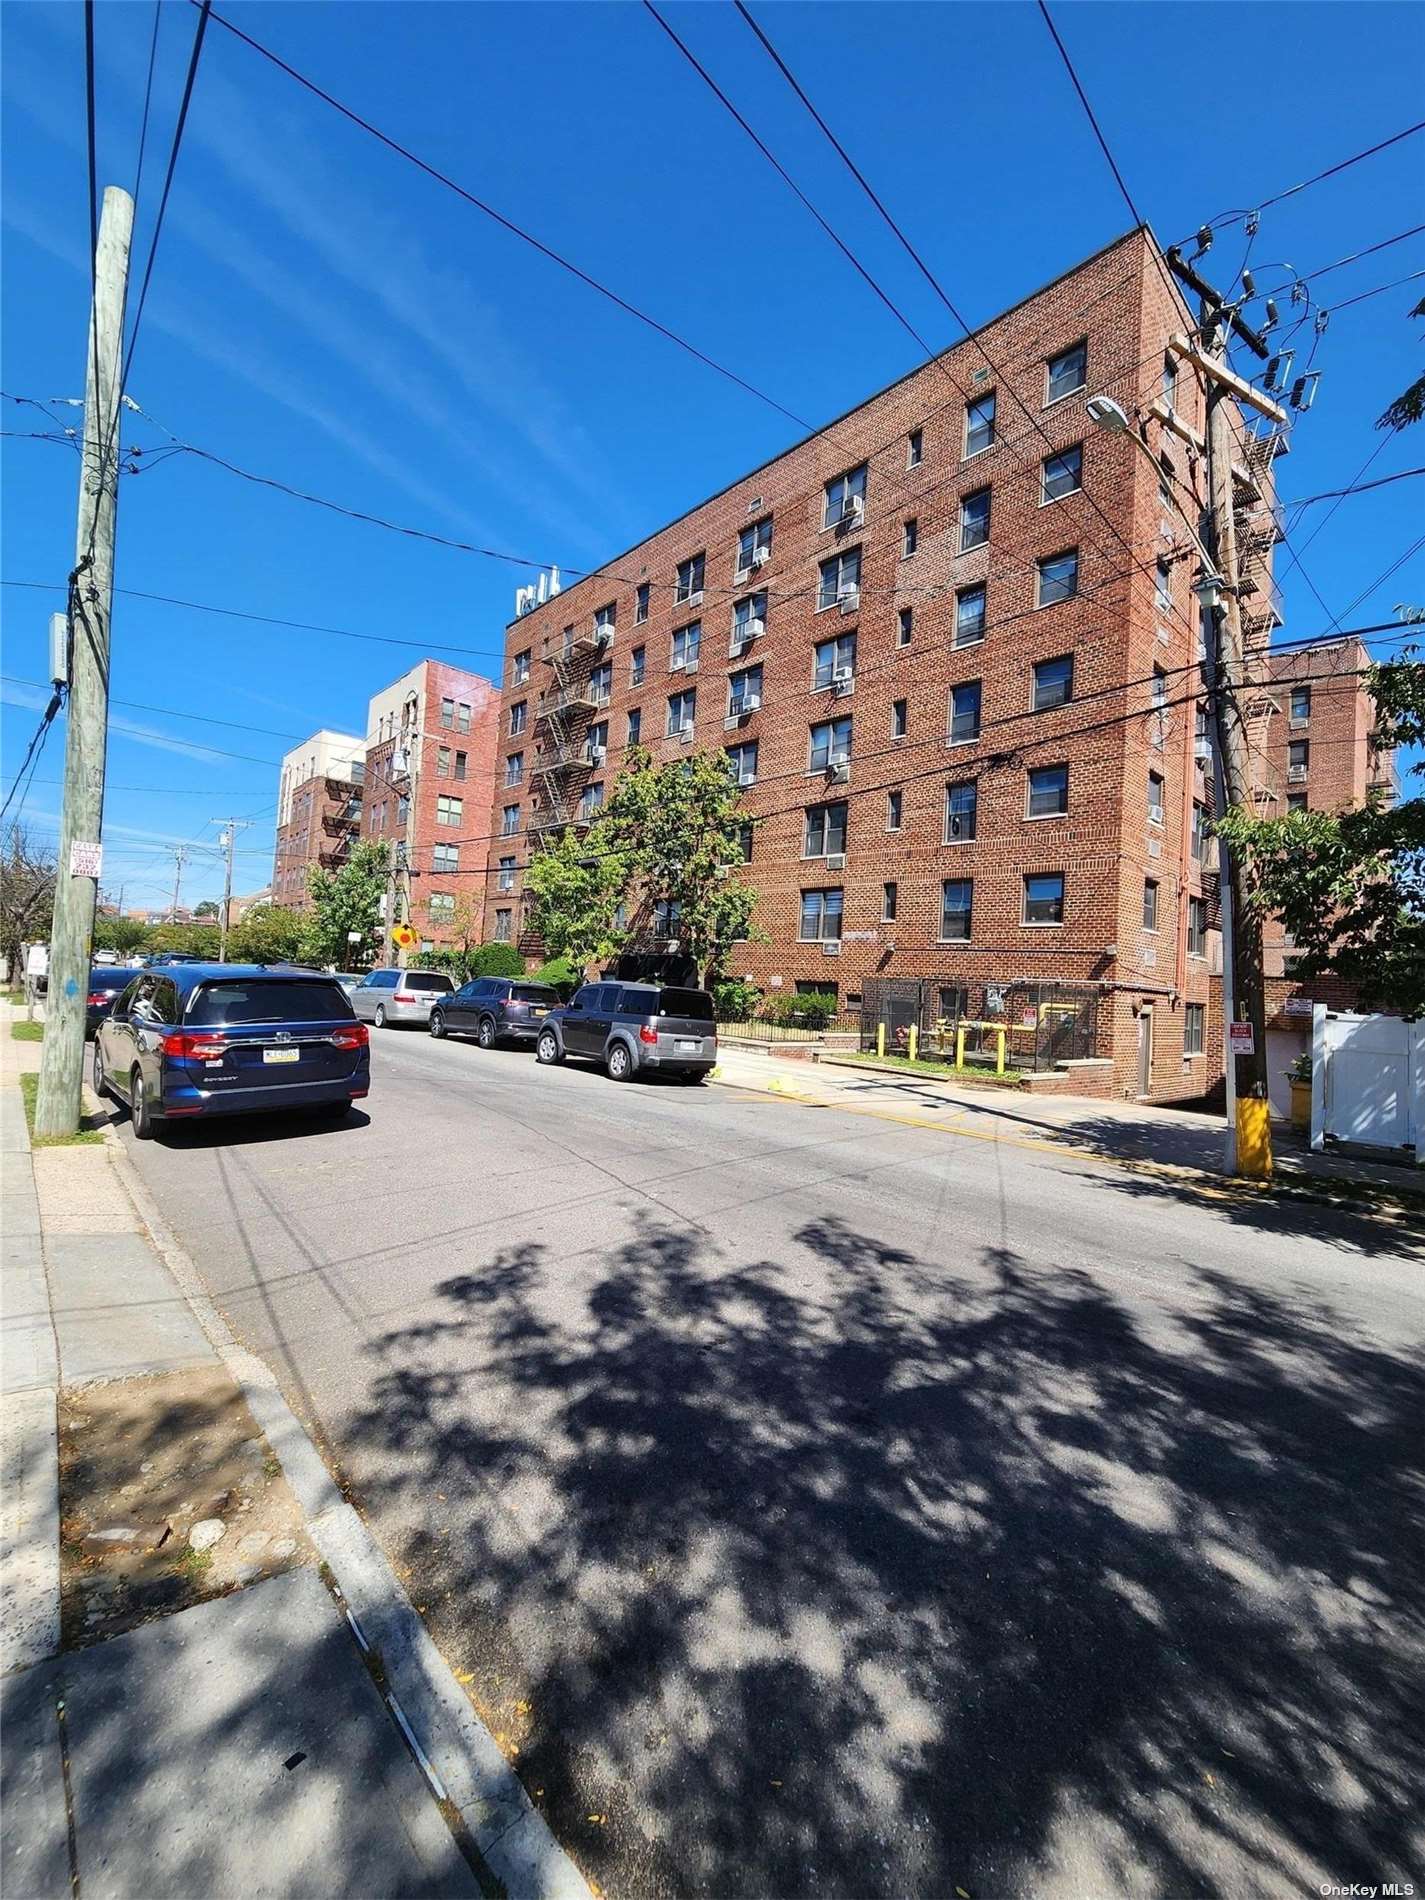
[212,818,251,961]
[169,846,188,922]
[35,185,133,1139]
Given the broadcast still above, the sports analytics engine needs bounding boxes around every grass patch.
[11,1019,44,1042]
[833,1052,1026,1086]
[18,1072,105,1145]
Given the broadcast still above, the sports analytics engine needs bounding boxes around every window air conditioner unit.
[670,655,686,671]
[588,746,606,764]
[1287,763,1307,782]
[838,591,860,616]
[832,669,854,696]
[680,723,695,744]
[689,590,704,607]
[1194,736,1213,761]
[743,616,765,640]
[840,496,864,525]
[723,711,744,731]
[751,545,769,568]
[828,760,850,783]
[1289,716,1309,729]
[822,939,842,956]
[737,771,756,788]
[826,852,846,871]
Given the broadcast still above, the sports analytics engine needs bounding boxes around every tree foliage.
[0,827,56,979]
[226,904,308,965]
[1376,295,1425,432]
[193,900,220,919]
[467,942,525,979]
[532,954,583,997]
[1216,649,1425,1017]
[523,747,760,985]
[94,915,152,955]
[306,840,389,969]
[146,922,221,957]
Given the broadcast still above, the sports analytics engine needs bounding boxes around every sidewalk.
[0,1005,591,1900]
[712,1045,1425,1201]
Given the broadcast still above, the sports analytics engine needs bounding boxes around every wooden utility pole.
[35,185,133,1138]
[212,818,251,961]
[168,846,188,922]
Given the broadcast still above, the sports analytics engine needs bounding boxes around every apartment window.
[437,795,463,827]
[737,516,773,573]
[1023,872,1065,925]
[433,843,459,874]
[595,602,616,636]
[886,788,903,830]
[494,909,512,944]
[1037,549,1079,607]
[1155,559,1173,615]
[627,707,642,747]
[727,740,759,786]
[800,888,845,942]
[513,650,531,685]
[1033,654,1074,710]
[585,720,609,761]
[424,892,455,924]
[1192,801,1209,863]
[671,621,701,670]
[1287,791,1307,813]
[1184,1002,1205,1056]
[965,391,996,457]
[737,819,754,864]
[824,464,867,528]
[897,606,913,647]
[959,487,991,552]
[497,855,516,893]
[635,582,650,624]
[949,680,982,744]
[1046,340,1087,403]
[676,552,706,603]
[456,702,472,734]
[882,881,898,921]
[818,546,862,609]
[1290,685,1312,722]
[394,841,408,870]
[1143,878,1159,931]
[1159,453,1175,508]
[439,696,455,729]
[814,632,857,690]
[805,801,849,858]
[729,664,763,713]
[505,752,524,787]
[667,688,697,736]
[734,591,768,640]
[1188,896,1207,956]
[437,746,452,778]
[902,517,919,558]
[397,794,410,827]
[907,427,924,468]
[1042,444,1083,503]
[809,716,853,773]
[945,779,977,842]
[652,897,682,938]
[955,583,987,646]
[590,661,613,705]
[1148,770,1165,824]
[891,699,908,741]
[1288,739,1309,774]
[630,644,646,686]
[1163,352,1179,411]
[940,879,973,941]
[509,701,527,736]
[1027,762,1069,817]
[578,782,605,819]
[1151,667,1168,711]
[500,803,520,836]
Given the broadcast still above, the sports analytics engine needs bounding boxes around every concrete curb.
[98,1121,593,1900]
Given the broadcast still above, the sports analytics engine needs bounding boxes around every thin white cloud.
[1,681,258,766]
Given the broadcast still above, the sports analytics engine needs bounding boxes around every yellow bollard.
[1235,1098,1274,1177]
[877,1022,886,1059]
[955,1026,966,1072]
[995,1026,1006,1076]
[908,1024,918,1063]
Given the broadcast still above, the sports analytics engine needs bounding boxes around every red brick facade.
[482,229,1287,1103]
[273,732,365,911]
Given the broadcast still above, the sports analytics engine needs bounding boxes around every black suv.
[429,977,562,1048]
[535,982,717,1082]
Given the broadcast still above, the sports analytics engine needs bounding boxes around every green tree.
[523,747,760,985]
[306,840,389,969]
[226,904,308,965]
[1376,294,1425,432]
[1217,649,1425,1017]
[147,922,222,957]
[467,942,525,979]
[93,915,151,956]
[0,827,55,981]
[532,954,584,997]
[193,899,220,919]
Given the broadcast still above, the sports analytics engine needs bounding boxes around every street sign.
[1282,997,1314,1017]
[69,840,102,879]
[1228,1021,1255,1056]
[391,923,417,950]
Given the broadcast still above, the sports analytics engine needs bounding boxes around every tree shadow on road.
[347,1212,1424,1900]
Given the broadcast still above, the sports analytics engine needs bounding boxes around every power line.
[1328,267,1425,315]
[131,0,163,211]
[1033,1,1144,228]
[0,693,64,828]
[1304,222,1425,281]
[1193,117,1425,236]
[1289,466,1425,509]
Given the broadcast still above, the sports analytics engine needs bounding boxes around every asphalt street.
[113,1026,1425,1900]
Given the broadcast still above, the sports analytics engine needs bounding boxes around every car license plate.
[263,1047,300,1064]
[531,1008,547,1018]
[676,1038,700,1054]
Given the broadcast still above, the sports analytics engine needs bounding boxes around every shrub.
[764,989,839,1030]
[532,955,583,998]
[466,942,525,980]
[712,977,761,1022]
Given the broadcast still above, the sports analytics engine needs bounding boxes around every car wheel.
[92,1041,109,1102]
[606,1041,633,1083]
[678,1071,706,1086]
[130,1068,155,1140]
[374,1005,387,1029]
[536,1030,563,1065]
[477,1017,497,1049]
[429,1009,446,1039]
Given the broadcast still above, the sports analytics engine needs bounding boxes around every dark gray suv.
[535,982,716,1082]
[429,977,561,1048]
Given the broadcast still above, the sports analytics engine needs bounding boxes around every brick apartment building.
[478,226,1310,1103]
[361,660,501,955]
[273,730,366,910]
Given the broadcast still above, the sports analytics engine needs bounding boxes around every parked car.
[429,977,561,1048]
[92,963,369,1139]
[349,968,455,1028]
[535,981,717,1082]
[86,964,135,1038]
[332,971,368,1001]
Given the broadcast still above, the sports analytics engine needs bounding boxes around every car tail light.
[394,991,416,1004]
[87,991,110,1007]
[162,1032,228,1059]
[331,1024,369,1050]
[638,1024,658,1044]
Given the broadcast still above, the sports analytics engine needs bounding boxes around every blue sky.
[3,0,1422,909]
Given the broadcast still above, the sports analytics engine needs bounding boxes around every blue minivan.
[93,963,370,1139]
